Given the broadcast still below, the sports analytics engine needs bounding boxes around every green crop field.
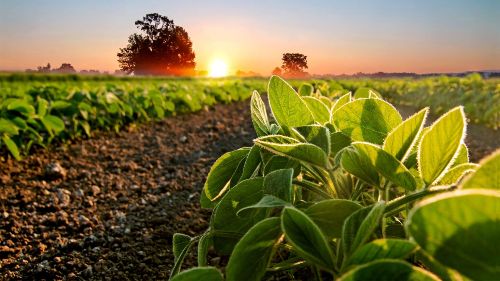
[1,73,498,160]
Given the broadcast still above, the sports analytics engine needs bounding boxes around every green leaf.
[341,148,380,186]
[352,142,417,191]
[0,118,20,135]
[237,195,292,216]
[251,91,271,136]
[346,239,417,267]
[172,233,191,263]
[226,217,282,281]
[303,96,331,124]
[229,157,246,187]
[415,249,468,281]
[305,199,362,239]
[338,259,439,281]
[292,124,331,155]
[37,98,49,117]
[2,135,21,160]
[298,83,313,96]
[319,96,333,108]
[7,99,35,116]
[170,267,223,281]
[268,76,314,128]
[452,143,469,167]
[342,202,386,258]
[383,108,428,162]
[406,189,500,280]
[281,207,335,269]
[461,149,500,190]
[41,115,65,135]
[51,100,72,110]
[255,135,329,168]
[197,232,211,266]
[263,155,301,177]
[239,145,262,181]
[418,107,466,186]
[353,88,381,99]
[331,92,352,115]
[202,147,250,203]
[438,163,478,185]
[211,178,267,254]
[332,98,402,145]
[264,168,294,202]
[330,131,352,158]
[170,234,196,278]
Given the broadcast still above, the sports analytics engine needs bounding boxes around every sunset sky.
[0,0,499,75]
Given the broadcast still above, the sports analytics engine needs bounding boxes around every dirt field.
[1,101,498,280]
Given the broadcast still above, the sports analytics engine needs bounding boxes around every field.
[1,74,499,280]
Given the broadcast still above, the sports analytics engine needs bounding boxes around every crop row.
[0,78,265,159]
[172,76,500,281]
[314,74,499,129]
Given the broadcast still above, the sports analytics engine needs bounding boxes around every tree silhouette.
[53,63,76,73]
[281,53,308,78]
[117,13,196,76]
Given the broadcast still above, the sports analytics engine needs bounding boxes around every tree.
[117,13,196,76]
[281,53,308,78]
[271,67,282,76]
[36,63,51,73]
[53,63,76,73]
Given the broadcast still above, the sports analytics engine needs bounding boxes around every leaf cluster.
[172,76,500,281]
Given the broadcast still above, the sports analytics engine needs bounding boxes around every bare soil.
[0,102,498,280]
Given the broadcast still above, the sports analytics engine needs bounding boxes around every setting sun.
[208,59,229,77]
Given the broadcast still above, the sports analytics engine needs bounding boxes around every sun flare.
[208,59,229,77]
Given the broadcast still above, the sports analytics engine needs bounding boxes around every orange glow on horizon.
[208,59,229,77]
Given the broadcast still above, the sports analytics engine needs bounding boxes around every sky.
[0,0,499,75]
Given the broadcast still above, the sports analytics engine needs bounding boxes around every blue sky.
[0,0,499,74]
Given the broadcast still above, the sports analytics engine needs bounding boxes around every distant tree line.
[26,63,120,75]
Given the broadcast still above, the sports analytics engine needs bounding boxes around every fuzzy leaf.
[346,239,417,267]
[438,163,478,185]
[383,108,428,162]
[341,148,380,186]
[342,202,386,258]
[211,178,267,254]
[339,259,439,281]
[461,149,500,190]
[239,145,262,181]
[418,107,466,186]
[331,92,352,115]
[172,233,191,263]
[255,135,329,168]
[281,207,335,269]
[298,83,313,96]
[332,98,402,145]
[268,76,314,128]
[305,199,362,239]
[202,147,250,203]
[170,267,223,281]
[251,91,271,136]
[237,195,292,216]
[226,217,282,281]
[303,96,331,124]
[407,189,500,280]
[264,168,294,202]
[292,124,331,155]
[352,142,417,191]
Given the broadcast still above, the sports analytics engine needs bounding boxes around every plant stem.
[293,179,332,199]
[385,185,456,214]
